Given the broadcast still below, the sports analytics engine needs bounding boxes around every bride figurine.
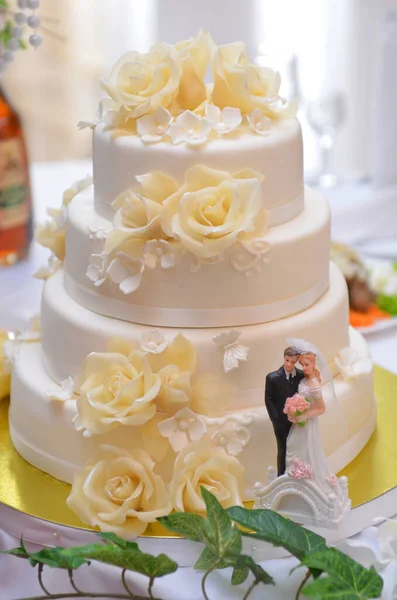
[255,339,351,529]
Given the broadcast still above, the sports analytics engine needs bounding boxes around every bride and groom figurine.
[255,339,351,529]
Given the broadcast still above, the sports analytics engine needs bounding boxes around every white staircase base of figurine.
[253,466,351,529]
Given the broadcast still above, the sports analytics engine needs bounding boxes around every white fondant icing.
[64,186,330,326]
[41,264,348,402]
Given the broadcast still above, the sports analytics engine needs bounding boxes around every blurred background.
[3,0,391,179]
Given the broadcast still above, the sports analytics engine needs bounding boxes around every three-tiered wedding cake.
[8,31,376,536]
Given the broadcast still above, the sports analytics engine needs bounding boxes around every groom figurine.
[265,347,304,476]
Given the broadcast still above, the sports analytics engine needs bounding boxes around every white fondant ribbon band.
[268,191,304,226]
[64,272,329,328]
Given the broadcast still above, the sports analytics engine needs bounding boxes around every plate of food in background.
[331,242,397,335]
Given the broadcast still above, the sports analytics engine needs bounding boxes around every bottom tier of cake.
[9,327,375,498]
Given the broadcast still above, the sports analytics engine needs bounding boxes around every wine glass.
[306,91,347,189]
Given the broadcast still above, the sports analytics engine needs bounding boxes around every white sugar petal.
[222,107,242,127]
[177,110,200,128]
[158,417,177,438]
[188,418,207,441]
[160,253,174,269]
[107,259,128,284]
[167,123,185,144]
[154,106,172,127]
[205,103,221,124]
[169,430,189,452]
[119,273,142,295]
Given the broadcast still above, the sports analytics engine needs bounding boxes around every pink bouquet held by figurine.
[283,394,310,427]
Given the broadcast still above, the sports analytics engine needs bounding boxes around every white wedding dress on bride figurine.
[255,343,351,529]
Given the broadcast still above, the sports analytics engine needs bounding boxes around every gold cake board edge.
[0,365,396,546]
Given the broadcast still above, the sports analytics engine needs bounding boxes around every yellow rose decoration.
[36,212,65,261]
[212,41,296,118]
[67,445,172,538]
[62,175,93,207]
[74,350,161,435]
[105,171,179,254]
[101,43,182,120]
[170,441,244,514]
[143,333,197,414]
[161,165,268,259]
[191,373,236,417]
[0,332,11,400]
[175,30,213,111]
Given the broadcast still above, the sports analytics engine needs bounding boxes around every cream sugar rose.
[6,30,376,539]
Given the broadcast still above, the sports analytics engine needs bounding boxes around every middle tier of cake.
[42,262,348,410]
[64,185,330,327]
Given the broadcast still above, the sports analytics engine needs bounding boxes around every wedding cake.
[7,31,376,537]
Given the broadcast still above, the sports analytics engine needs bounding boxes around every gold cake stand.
[1,366,397,540]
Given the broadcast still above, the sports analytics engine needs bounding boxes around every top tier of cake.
[93,119,304,226]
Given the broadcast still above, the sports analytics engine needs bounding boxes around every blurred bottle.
[0,87,32,266]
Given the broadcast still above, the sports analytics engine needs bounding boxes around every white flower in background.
[107,252,145,295]
[33,253,61,280]
[101,43,182,121]
[144,240,175,270]
[161,165,267,260]
[211,422,251,456]
[66,445,172,538]
[62,175,93,207]
[167,110,211,145]
[158,407,207,452]
[47,376,75,402]
[212,329,249,373]
[334,347,372,381]
[205,104,242,135]
[74,351,161,435]
[86,253,110,287]
[169,441,244,514]
[140,329,168,354]
[136,106,172,143]
[247,109,271,135]
[368,260,397,297]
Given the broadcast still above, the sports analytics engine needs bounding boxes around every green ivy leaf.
[158,512,209,543]
[236,555,274,586]
[0,0,8,9]
[194,546,228,571]
[1,538,29,560]
[302,549,383,599]
[231,559,250,585]
[76,544,178,578]
[97,532,140,551]
[201,487,242,559]
[228,506,326,563]
[28,547,89,569]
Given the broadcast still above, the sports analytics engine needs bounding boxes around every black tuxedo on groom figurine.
[265,363,305,476]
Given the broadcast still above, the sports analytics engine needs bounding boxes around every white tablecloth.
[0,161,396,599]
